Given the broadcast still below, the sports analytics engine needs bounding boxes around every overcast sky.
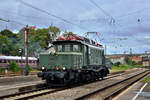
[0,0,150,54]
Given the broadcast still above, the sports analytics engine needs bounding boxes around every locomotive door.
[83,45,88,66]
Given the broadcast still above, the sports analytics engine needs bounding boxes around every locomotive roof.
[54,33,103,49]
[53,40,104,50]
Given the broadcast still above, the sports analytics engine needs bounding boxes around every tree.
[0,29,19,55]
[0,26,61,56]
[125,56,130,64]
[35,26,60,49]
[0,35,11,55]
[0,29,15,38]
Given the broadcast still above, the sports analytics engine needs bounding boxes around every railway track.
[31,69,149,100]
[0,69,145,100]
[75,70,150,100]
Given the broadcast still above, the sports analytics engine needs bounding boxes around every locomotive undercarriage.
[38,66,109,86]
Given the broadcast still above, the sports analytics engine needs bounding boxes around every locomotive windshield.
[64,44,71,52]
[55,44,81,52]
[73,45,80,52]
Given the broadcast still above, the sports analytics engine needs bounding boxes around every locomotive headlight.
[62,67,66,70]
[42,66,45,70]
[56,66,59,70]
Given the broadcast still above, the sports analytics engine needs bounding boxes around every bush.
[112,64,134,71]
[27,65,33,71]
[8,61,20,72]
[135,64,142,68]
[0,67,4,73]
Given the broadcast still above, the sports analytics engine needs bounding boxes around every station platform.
[0,75,41,86]
[113,80,150,100]
[0,75,44,97]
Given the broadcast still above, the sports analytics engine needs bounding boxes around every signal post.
[24,25,29,76]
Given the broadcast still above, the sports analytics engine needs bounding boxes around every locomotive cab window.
[64,44,71,52]
[57,45,62,52]
[73,45,80,52]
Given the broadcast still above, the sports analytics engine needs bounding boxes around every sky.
[0,0,150,54]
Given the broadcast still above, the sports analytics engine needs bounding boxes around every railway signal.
[24,25,36,76]
[19,48,23,69]
[18,48,23,55]
[24,25,29,76]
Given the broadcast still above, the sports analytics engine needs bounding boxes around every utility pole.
[24,25,29,76]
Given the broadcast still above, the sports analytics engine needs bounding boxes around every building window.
[19,60,22,63]
[64,44,71,52]
[29,60,31,63]
[4,59,6,63]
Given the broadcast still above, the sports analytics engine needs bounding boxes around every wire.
[116,6,150,21]
[0,9,57,22]
[18,0,89,31]
[89,0,115,24]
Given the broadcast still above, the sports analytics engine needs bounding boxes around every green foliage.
[0,29,19,55]
[132,61,136,65]
[125,56,137,66]
[134,64,142,68]
[141,75,150,84]
[8,61,20,72]
[27,65,33,71]
[0,26,61,56]
[0,67,4,73]
[112,64,134,71]
[0,29,15,38]
[16,26,60,56]
[125,57,130,64]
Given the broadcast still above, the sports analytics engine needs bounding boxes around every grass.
[141,74,150,84]
[110,64,134,72]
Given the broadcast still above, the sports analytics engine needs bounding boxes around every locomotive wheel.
[46,80,52,87]
[86,74,91,81]
[100,71,104,80]
[60,78,66,85]
[91,72,95,81]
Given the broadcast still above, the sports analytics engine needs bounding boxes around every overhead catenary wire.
[0,16,26,29]
[18,0,89,32]
[116,6,150,21]
[0,9,57,22]
[89,0,115,24]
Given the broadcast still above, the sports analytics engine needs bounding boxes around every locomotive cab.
[38,41,84,85]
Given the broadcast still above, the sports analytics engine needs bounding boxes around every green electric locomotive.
[38,33,112,86]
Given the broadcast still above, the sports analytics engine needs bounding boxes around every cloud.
[0,0,150,54]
